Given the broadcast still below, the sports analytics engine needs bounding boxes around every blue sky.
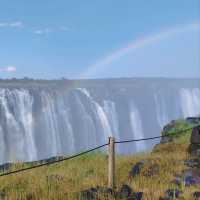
[0,0,199,79]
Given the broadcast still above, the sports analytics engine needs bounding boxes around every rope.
[115,124,200,144]
[0,143,108,177]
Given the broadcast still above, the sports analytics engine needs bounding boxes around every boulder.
[160,120,177,144]
[129,160,160,178]
[80,188,98,200]
[184,158,200,168]
[143,163,160,177]
[116,184,143,200]
[173,169,200,186]
[190,126,200,144]
[186,117,200,124]
[96,186,113,195]
[80,185,143,200]
[129,161,144,178]
[0,163,12,172]
[188,126,200,156]
[165,189,182,198]
[127,192,143,200]
[160,136,173,144]
[188,144,200,157]
[159,189,182,200]
[119,184,133,198]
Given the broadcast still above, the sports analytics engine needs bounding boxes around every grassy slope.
[0,122,198,200]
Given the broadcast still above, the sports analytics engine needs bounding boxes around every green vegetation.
[162,119,192,136]
[161,118,200,144]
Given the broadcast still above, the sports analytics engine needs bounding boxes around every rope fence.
[0,143,108,177]
[0,123,199,179]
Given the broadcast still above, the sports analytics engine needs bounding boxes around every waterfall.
[0,79,199,164]
[40,92,62,156]
[77,88,112,141]
[0,89,37,162]
[154,93,169,128]
[180,88,200,117]
[129,102,146,152]
[103,100,120,140]
[73,89,98,148]
[0,125,5,162]
[54,97,75,154]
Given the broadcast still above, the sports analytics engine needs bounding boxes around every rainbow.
[79,22,200,79]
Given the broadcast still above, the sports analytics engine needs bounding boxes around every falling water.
[180,88,200,117]
[0,79,199,164]
[103,100,120,140]
[129,102,146,152]
[154,93,169,128]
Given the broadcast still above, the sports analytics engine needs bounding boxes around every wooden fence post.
[108,137,115,189]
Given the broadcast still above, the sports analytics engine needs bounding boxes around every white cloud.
[10,21,23,27]
[60,26,72,31]
[0,66,17,72]
[34,28,51,35]
[0,21,23,28]
[34,26,72,34]
[0,22,8,27]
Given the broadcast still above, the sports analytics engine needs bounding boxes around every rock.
[80,186,113,200]
[143,163,160,177]
[129,161,144,177]
[0,163,12,172]
[160,120,177,143]
[127,192,143,200]
[81,185,143,200]
[184,169,200,186]
[191,126,200,144]
[160,136,174,144]
[184,158,200,168]
[193,191,200,200]
[186,117,200,124]
[119,184,133,198]
[188,126,200,156]
[80,187,98,200]
[129,160,160,178]
[96,186,112,193]
[116,185,143,200]
[159,189,182,200]
[165,189,182,198]
[173,169,200,186]
[188,144,200,157]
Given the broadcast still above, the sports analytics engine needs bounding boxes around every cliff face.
[0,78,200,164]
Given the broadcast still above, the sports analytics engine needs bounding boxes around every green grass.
[0,120,199,199]
[0,136,198,200]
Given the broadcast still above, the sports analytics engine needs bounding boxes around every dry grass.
[0,136,199,200]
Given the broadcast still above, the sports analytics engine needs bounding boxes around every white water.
[154,93,169,128]
[0,89,37,162]
[180,88,200,117]
[103,100,120,140]
[0,85,199,164]
[129,102,146,152]
[41,92,62,156]
[77,88,112,141]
